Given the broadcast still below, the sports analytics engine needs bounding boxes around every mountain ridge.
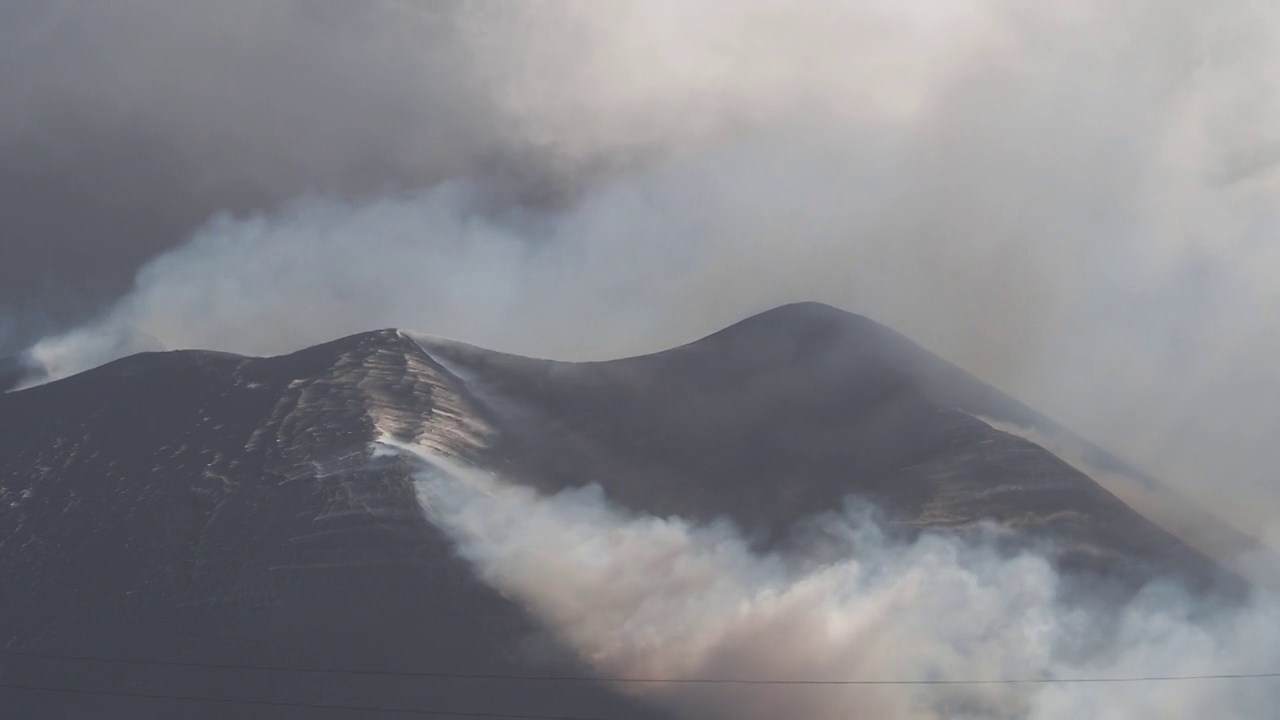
[0,303,1256,718]
[2,303,1248,578]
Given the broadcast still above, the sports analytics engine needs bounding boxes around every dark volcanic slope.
[416,303,1224,581]
[0,332,660,720]
[0,303,1235,718]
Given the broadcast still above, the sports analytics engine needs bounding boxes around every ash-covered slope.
[0,302,1240,717]
[413,302,1227,582]
[0,331,658,719]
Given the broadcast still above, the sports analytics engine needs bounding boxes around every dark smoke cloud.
[0,1,635,349]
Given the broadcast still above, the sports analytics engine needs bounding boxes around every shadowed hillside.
[0,303,1245,718]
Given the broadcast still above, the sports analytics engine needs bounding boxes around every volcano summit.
[0,303,1256,719]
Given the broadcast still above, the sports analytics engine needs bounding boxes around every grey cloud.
[0,1,620,348]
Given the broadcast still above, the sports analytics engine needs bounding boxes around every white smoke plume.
[381,439,1279,720]
[11,2,1280,543]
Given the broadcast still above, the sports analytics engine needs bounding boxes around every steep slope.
[0,331,659,720]
[412,302,1229,583]
[0,303,1243,717]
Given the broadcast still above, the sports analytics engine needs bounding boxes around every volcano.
[0,303,1247,718]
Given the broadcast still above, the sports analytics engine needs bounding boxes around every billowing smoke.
[381,439,1279,720]
[7,4,1280,543]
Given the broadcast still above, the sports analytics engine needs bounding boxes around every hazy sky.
[5,1,1280,536]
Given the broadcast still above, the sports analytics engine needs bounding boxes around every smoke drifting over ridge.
[385,439,1280,720]
[6,2,1280,535]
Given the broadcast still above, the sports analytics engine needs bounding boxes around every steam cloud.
[384,440,1279,720]
[7,4,1280,544]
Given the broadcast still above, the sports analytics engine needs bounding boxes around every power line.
[0,681,615,719]
[5,648,1280,685]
